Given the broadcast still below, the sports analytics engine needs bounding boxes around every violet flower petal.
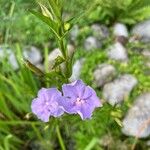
[62,80,102,120]
[31,88,64,122]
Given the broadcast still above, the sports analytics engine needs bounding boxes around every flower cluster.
[31,80,102,122]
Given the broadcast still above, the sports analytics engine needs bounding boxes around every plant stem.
[59,38,67,59]
[58,37,72,79]
[56,125,66,150]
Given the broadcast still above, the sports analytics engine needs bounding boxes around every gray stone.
[107,42,128,61]
[84,36,101,51]
[67,44,75,58]
[23,46,42,65]
[103,74,137,105]
[91,24,109,40]
[113,23,128,37]
[36,63,44,71]
[146,62,150,68]
[0,46,19,70]
[129,35,140,43]
[93,64,116,87]
[69,58,85,82]
[48,48,62,70]
[70,25,79,41]
[142,50,150,70]
[142,50,150,58]
[132,20,150,43]
[122,93,150,138]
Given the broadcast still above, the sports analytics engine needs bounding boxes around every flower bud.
[64,23,71,31]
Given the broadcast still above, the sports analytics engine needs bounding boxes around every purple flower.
[61,80,102,120]
[31,88,64,122]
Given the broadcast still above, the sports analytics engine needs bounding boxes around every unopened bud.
[64,23,71,31]
[38,3,53,20]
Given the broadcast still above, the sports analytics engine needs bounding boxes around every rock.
[70,25,79,42]
[142,50,150,70]
[142,50,150,58]
[91,24,109,40]
[129,35,141,43]
[122,93,150,138]
[99,134,113,147]
[28,140,43,150]
[9,52,19,70]
[67,44,75,57]
[36,63,44,71]
[107,42,128,61]
[93,64,116,87]
[48,48,62,70]
[146,140,150,146]
[113,23,128,37]
[146,62,150,68]
[103,74,137,105]
[99,134,128,150]
[84,36,101,51]
[69,58,85,82]
[48,44,75,70]
[23,46,42,65]
[0,46,19,70]
[116,36,128,46]
[132,20,150,43]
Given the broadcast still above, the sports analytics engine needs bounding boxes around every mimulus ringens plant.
[28,1,102,149]
[31,80,102,122]
[27,1,102,122]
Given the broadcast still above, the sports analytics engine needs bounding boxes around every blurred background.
[0,0,150,149]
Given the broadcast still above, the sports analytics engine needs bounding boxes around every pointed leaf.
[38,2,53,20]
[23,59,44,77]
[66,11,84,27]
[30,10,60,38]
[48,0,61,20]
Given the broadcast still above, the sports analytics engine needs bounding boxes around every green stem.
[58,37,72,79]
[59,38,67,59]
[56,125,66,150]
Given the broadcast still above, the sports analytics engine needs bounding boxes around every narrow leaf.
[23,59,44,77]
[38,2,53,20]
[30,10,60,39]
[48,0,61,20]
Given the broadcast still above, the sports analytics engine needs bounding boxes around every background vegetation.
[0,0,150,149]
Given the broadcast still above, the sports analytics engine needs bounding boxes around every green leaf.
[45,71,67,88]
[48,0,61,20]
[30,10,60,39]
[38,2,53,20]
[84,138,99,150]
[23,59,44,77]
[4,134,13,150]
[66,11,84,27]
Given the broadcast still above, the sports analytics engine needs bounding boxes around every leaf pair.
[30,0,62,39]
[30,0,86,39]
